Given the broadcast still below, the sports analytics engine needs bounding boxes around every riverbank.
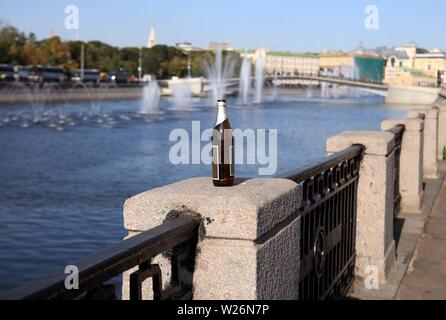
[0,85,370,105]
[0,86,144,104]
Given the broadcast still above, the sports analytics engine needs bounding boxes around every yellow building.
[319,52,353,69]
[394,42,418,68]
[253,50,320,76]
[414,50,446,78]
[319,51,385,82]
[383,67,437,87]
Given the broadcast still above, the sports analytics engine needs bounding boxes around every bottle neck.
[215,105,228,126]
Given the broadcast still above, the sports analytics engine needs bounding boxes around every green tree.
[0,24,243,79]
[39,36,72,67]
[20,42,47,65]
[0,25,27,64]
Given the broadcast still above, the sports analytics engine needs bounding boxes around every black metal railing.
[277,145,364,300]
[0,215,200,300]
[386,125,405,218]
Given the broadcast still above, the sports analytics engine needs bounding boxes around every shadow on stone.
[393,217,406,251]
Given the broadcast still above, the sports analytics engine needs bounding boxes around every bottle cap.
[217,100,227,107]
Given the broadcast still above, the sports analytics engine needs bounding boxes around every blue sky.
[0,0,444,52]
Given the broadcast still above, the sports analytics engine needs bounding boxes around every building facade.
[414,50,446,78]
[319,52,353,70]
[208,42,234,51]
[176,42,203,52]
[319,51,385,83]
[263,51,320,77]
[394,42,420,68]
[383,67,437,87]
[367,44,441,87]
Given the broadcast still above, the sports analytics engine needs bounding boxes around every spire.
[147,25,157,48]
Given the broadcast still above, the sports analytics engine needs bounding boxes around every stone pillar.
[381,118,424,213]
[122,177,301,300]
[407,109,439,179]
[326,131,396,282]
[434,102,446,160]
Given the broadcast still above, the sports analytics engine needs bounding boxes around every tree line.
[0,24,241,79]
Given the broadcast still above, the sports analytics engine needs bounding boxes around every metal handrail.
[1,215,200,300]
[276,144,364,182]
[386,124,405,217]
[276,144,365,300]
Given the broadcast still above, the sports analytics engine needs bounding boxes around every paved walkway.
[396,171,446,299]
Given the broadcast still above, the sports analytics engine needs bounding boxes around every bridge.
[264,75,389,91]
[205,75,440,104]
[206,74,389,91]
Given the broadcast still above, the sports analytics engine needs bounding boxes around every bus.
[0,64,15,81]
[14,66,31,82]
[107,71,130,84]
[29,66,66,83]
[71,69,100,83]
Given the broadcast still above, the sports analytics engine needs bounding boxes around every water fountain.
[238,54,252,105]
[0,82,81,131]
[305,84,314,98]
[139,81,161,114]
[320,68,329,99]
[24,83,63,128]
[171,82,192,110]
[70,82,121,127]
[253,53,265,104]
[203,45,237,103]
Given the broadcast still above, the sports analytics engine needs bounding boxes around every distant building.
[374,43,444,87]
[319,51,385,83]
[394,42,419,68]
[393,42,431,68]
[367,47,412,85]
[319,52,353,70]
[208,42,234,51]
[414,49,446,79]
[176,42,203,52]
[262,51,320,77]
[147,25,157,48]
[383,67,437,87]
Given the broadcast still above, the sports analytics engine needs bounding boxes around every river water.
[0,94,410,291]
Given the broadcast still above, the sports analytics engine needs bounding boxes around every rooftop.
[416,52,446,59]
[268,51,319,58]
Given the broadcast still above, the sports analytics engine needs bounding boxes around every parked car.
[14,66,31,82]
[108,71,130,84]
[29,66,66,83]
[71,69,100,83]
[0,64,15,81]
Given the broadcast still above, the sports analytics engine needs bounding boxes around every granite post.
[327,131,396,282]
[407,109,439,179]
[122,177,302,300]
[381,118,424,213]
[433,102,446,160]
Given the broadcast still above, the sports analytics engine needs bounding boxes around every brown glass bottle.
[212,100,235,187]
